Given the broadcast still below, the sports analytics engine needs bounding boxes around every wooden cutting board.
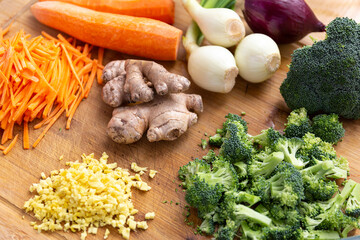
[0,0,360,239]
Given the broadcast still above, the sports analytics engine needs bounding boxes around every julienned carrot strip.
[97,47,104,84]
[23,121,29,149]
[0,28,100,154]
[0,145,5,151]
[39,0,175,24]
[31,1,182,61]
[32,107,65,148]
[3,134,18,155]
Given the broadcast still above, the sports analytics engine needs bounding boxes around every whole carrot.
[39,0,175,24]
[31,1,182,61]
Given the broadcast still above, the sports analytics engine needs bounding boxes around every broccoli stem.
[302,230,340,240]
[301,160,334,178]
[234,204,272,226]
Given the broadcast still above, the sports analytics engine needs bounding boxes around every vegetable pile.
[280,17,360,119]
[179,110,360,239]
[24,153,154,240]
[0,28,101,154]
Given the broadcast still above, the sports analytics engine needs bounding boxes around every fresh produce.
[182,0,245,47]
[0,28,100,154]
[24,153,153,240]
[102,60,190,107]
[31,1,182,61]
[234,33,280,83]
[242,0,325,43]
[280,17,360,119]
[39,0,175,24]
[107,93,203,144]
[284,108,345,144]
[183,22,238,93]
[312,114,345,144]
[179,110,358,239]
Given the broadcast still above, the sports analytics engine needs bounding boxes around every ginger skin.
[102,60,191,107]
[107,93,203,144]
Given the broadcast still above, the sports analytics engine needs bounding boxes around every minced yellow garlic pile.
[23,153,154,240]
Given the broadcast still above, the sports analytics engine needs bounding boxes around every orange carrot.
[0,28,100,154]
[3,134,18,155]
[23,121,29,149]
[39,0,175,24]
[97,47,104,84]
[31,1,182,61]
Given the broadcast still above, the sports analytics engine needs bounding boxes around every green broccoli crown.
[284,108,312,138]
[185,176,222,215]
[345,183,360,218]
[252,127,283,149]
[224,190,261,207]
[223,113,248,133]
[233,161,248,180]
[267,204,303,227]
[248,151,284,178]
[274,137,306,169]
[299,202,325,219]
[249,175,271,204]
[178,158,210,188]
[300,133,337,162]
[312,114,345,144]
[268,162,304,207]
[209,133,224,147]
[198,213,216,235]
[214,220,239,240]
[202,149,218,163]
[262,225,303,240]
[219,123,253,163]
[280,17,360,119]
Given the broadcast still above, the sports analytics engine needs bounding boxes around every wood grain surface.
[0,0,360,239]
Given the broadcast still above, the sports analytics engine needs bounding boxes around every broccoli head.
[274,137,306,169]
[251,127,283,150]
[185,176,222,216]
[209,133,224,147]
[345,183,360,218]
[198,212,215,235]
[178,158,210,188]
[312,114,345,144]
[301,161,339,201]
[268,162,304,207]
[284,108,312,138]
[249,175,271,204]
[280,17,360,119]
[223,113,248,133]
[197,158,239,192]
[248,151,284,178]
[219,123,253,163]
[214,220,239,240]
[300,133,337,163]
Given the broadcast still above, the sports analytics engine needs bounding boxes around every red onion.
[242,0,326,44]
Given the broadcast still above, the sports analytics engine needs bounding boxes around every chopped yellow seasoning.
[23,153,154,239]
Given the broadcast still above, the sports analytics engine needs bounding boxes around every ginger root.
[102,60,191,107]
[107,93,203,144]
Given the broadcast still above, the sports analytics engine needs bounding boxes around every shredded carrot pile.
[0,27,103,154]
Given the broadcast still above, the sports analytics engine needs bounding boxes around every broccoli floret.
[274,137,306,169]
[209,133,223,147]
[202,149,218,163]
[214,220,239,240]
[267,204,303,227]
[178,158,210,188]
[197,158,239,192]
[198,212,215,235]
[262,225,303,240]
[268,162,304,207]
[251,127,283,150]
[248,151,284,178]
[332,156,350,173]
[224,190,261,207]
[299,202,325,219]
[301,161,339,201]
[223,113,248,133]
[345,183,360,218]
[280,17,360,119]
[284,108,312,138]
[233,161,248,180]
[185,176,222,217]
[220,123,253,163]
[249,176,271,204]
[312,114,345,144]
[300,133,337,162]
[306,180,358,236]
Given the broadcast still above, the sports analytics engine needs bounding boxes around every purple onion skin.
[243,0,326,44]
